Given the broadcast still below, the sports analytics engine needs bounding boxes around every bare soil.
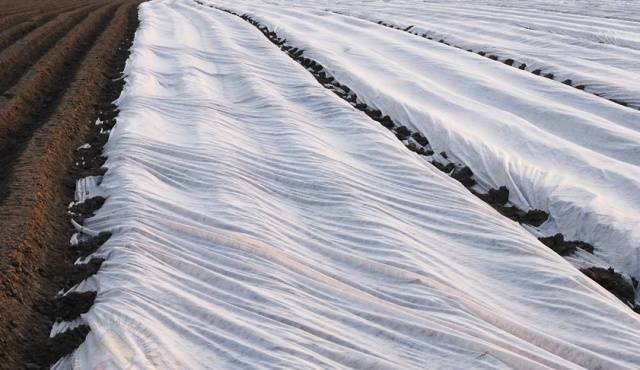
[0,1,140,368]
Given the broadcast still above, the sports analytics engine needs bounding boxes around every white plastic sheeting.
[215,0,640,280]
[332,1,640,109]
[56,1,640,369]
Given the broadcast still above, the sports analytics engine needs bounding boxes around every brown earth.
[0,1,141,368]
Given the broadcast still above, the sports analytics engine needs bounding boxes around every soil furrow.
[0,6,117,205]
[0,1,106,53]
[0,4,102,93]
[0,2,87,18]
[0,14,36,32]
[0,0,105,19]
[0,2,140,367]
[0,17,53,53]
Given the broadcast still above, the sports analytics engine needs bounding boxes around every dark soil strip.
[0,2,102,53]
[0,4,102,93]
[470,186,551,226]
[0,2,140,368]
[539,233,594,256]
[26,325,91,368]
[0,13,37,32]
[208,3,638,311]
[0,5,116,204]
[62,258,104,291]
[70,196,106,224]
[581,267,638,310]
[0,16,51,53]
[0,0,101,21]
[75,232,113,259]
[360,16,638,110]
[53,291,97,321]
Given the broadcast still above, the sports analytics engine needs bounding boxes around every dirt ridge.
[0,4,104,93]
[0,5,117,204]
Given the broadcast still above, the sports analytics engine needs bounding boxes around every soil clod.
[451,166,475,187]
[63,258,105,291]
[478,186,509,205]
[394,126,411,140]
[69,196,106,222]
[411,132,429,146]
[581,267,635,306]
[521,209,549,226]
[539,233,594,255]
[75,231,112,258]
[26,325,91,369]
[54,291,96,321]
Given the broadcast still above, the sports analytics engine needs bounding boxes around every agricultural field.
[1,0,639,369]
[0,0,140,367]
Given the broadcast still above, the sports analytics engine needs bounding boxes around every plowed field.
[0,1,140,367]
